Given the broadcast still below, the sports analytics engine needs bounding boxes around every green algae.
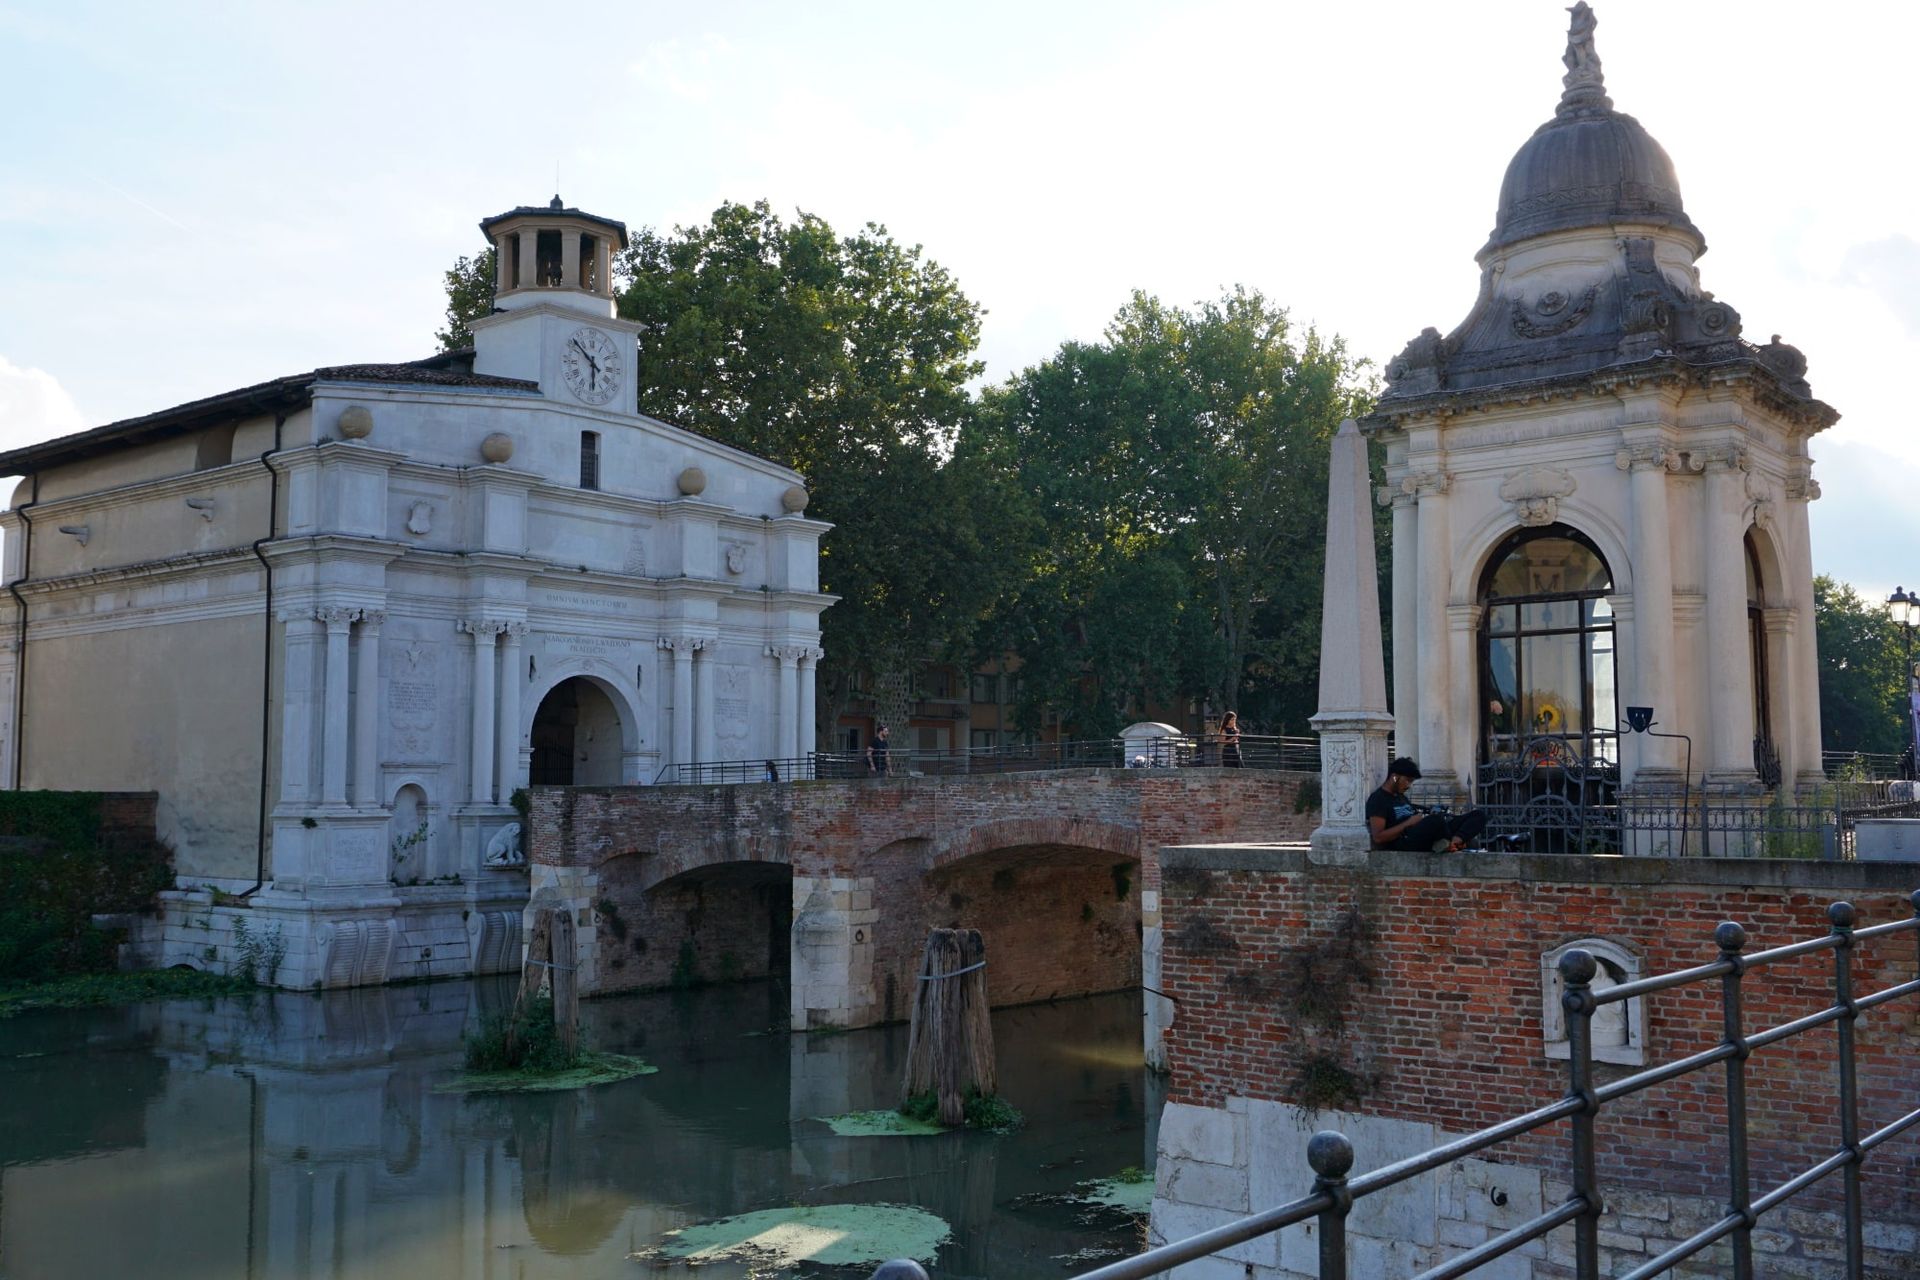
[817,1109,948,1137]
[436,1052,656,1094]
[641,1203,951,1268]
[1082,1168,1155,1214]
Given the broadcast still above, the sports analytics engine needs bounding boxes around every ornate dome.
[1480,4,1702,258]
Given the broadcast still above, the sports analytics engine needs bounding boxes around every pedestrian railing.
[660,734,1325,785]
[1030,894,1920,1280]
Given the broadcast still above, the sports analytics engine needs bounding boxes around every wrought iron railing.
[661,734,1325,784]
[863,895,1920,1280]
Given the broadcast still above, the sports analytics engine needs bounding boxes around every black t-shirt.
[1365,785,1417,840]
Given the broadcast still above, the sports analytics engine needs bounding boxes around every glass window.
[580,431,600,490]
[1479,524,1616,765]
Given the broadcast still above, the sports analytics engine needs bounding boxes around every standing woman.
[1220,711,1243,768]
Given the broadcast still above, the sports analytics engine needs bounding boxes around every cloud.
[0,354,85,454]
[1837,235,1920,337]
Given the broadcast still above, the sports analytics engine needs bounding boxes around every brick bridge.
[528,769,1316,1040]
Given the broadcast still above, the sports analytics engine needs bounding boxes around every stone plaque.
[532,587,637,615]
[550,634,636,660]
[715,664,750,741]
[330,829,385,884]
[389,640,438,760]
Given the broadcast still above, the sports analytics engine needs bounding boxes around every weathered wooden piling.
[508,899,579,1059]
[902,928,996,1126]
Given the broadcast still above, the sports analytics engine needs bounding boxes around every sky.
[1,0,1915,596]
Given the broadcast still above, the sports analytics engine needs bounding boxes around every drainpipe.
[7,472,39,790]
[242,413,288,897]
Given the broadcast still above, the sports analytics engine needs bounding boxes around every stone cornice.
[8,546,261,598]
[1366,353,1839,438]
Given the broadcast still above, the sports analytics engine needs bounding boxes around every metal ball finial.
[1307,1130,1355,1179]
[1558,948,1597,984]
[1714,921,1748,952]
[870,1262,930,1280]
[1829,901,1856,929]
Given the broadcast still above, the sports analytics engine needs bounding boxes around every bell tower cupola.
[478,195,628,319]
[469,196,641,410]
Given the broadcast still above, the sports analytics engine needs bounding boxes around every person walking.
[867,724,892,777]
[1365,757,1491,852]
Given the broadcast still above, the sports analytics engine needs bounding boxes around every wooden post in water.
[507,904,554,1060]
[902,928,996,1126]
[551,907,579,1055]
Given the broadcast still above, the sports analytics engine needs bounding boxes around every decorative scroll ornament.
[1384,326,1448,393]
[1784,472,1822,502]
[1614,444,1679,473]
[1511,285,1598,339]
[1397,470,1453,500]
[1498,467,1577,527]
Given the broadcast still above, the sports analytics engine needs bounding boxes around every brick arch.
[927,817,1142,872]
[601,846,793,896]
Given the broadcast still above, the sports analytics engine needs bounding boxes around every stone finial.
[480,432,514,463]
[337,405,373,439]
[676,466,707,496]
[1557,2,1613,117]
[781,485,810,513]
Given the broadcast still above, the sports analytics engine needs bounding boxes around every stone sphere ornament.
[676,466,707,496]
[480,432,515,463]
[781,485,810,513]
[337,405,373,439]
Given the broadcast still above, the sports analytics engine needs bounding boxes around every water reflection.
[0,980,1156,1278]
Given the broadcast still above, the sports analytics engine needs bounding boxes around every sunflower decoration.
[1533,702,1562,733]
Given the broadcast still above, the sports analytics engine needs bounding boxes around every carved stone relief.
[1497,467,1577,527]
[390,639,439,760]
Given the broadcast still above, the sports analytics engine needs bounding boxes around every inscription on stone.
[533,588,636,615]
[715,665,750,740]
[330,829,385,884]
[390,640,437,760]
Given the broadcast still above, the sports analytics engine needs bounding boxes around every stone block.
[1452,1159,1543,1231]
[1247,1101,1437,1248]
[1863,1221,1919,1252]
[1164,1158,1250,1213]
[1164,1255,1248,1280]
[1151,1200,1275,1267]
[1159,1102,1246,1168]
[1606,1188,1672,1222]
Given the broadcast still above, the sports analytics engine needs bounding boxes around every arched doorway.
[530,677,625,786]
[1478,524,1619,765]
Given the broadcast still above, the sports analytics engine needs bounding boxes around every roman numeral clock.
[561,327,622,406]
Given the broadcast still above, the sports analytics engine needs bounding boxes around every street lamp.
[1887,587,1918,779]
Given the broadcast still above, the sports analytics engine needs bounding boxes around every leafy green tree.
[614,202,1006,742]
[966,288,1373,732]
[437,249,497,351]
[1814,575,1910,759]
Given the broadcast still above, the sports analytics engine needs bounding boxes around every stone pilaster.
[318,606,358,807]
[1618,443,1682,779]
[1409,468,1456,794]
[496,622,527,802]
[460,620,508,803]
[659,636,702,775]
[352,610,385,809]
[1701,448,1757,784]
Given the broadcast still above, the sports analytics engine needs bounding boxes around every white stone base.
[789,874,877,1030]
[138,878,529,989]
[1150,1097,1902,1279]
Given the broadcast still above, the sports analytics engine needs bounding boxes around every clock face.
[560,327,623,406]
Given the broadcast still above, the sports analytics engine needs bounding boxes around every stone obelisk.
[1309,418,1394,861]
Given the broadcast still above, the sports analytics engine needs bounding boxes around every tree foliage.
[614,202,1010,741]
[965,289,1373,733]
[1814,575,1910,758]
[437,248,497,351]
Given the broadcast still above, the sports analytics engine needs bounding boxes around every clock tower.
[469,196,640,413]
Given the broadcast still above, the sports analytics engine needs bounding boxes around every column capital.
[767,643,809,665]
[1400,469,1451,499]
[659,636,704,656]
[1699,445,1750,474]
[317,605,360,630]
[459,618,509,640]
[1762,605,1798,634]
[1444,603,1482,632]
[1375,484,1417,510]
[500,620,529,639]
[357,609,388,630]
[1614,443,1680,473]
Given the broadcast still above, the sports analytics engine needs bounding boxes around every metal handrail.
[872,889,1920,1280]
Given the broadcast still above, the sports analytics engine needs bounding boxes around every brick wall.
[1155,847,1920,1276]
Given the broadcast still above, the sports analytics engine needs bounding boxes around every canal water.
[0,981,1160,1278]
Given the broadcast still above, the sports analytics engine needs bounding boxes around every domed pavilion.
[1364,3,1837,818]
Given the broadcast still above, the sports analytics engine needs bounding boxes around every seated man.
[1366,757,1490,853]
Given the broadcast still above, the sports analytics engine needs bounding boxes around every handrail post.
[1307,1131,1354,1280]
[1558,949,1603,1279]
[1715,921,1755,1279]
[1829,902,1864,1279]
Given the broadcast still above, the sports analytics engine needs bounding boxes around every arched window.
[1479,524,1618,765]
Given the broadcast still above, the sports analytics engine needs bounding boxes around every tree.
[965,288,1373,732]
[437,249,497,351]
[614,202,1008,743]
[1814,575,1909,759]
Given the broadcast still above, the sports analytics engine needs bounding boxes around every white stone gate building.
[0,197,831,987]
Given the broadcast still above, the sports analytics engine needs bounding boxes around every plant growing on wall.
[390,822,430,886]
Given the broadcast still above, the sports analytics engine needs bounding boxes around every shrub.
[0,793,173,983]
[464,995,579,1073]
